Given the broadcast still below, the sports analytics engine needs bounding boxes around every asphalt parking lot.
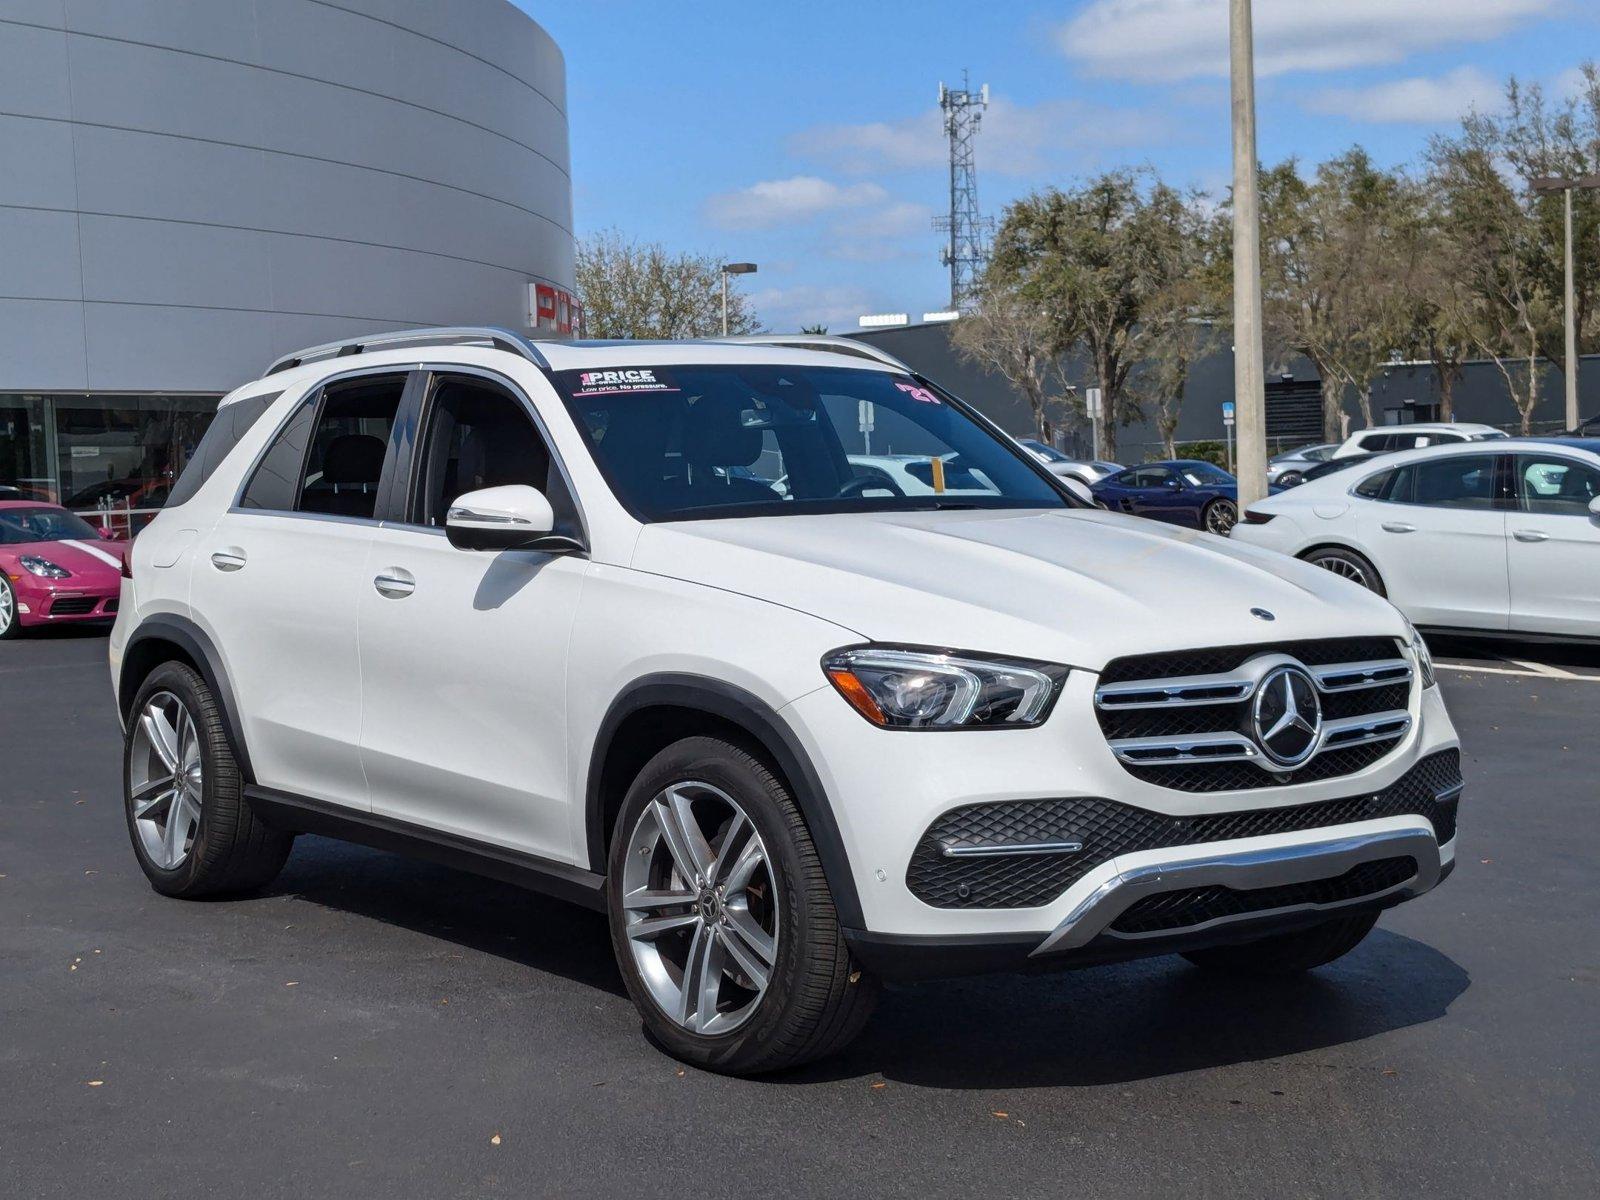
[2,631,1597,1198]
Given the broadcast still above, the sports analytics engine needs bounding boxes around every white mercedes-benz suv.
[109,328,1463,1074]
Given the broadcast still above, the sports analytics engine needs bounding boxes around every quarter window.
[1515,455,1600,515]
[165,391,281,508]
[1353,468,1396,499]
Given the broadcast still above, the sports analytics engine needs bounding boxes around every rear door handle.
[210,548,247,571]
[1380,522,1415,534]
[373,569,415,599]
[1512,529,1549,543]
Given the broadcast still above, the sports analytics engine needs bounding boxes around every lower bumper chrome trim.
[940,839,1085,858]
[1030,818,1441,956]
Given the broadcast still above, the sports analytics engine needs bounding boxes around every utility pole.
[1532,174,1600,430]
[719,262,757,336]
[933,73,993,312]
[1229,0,1267,507]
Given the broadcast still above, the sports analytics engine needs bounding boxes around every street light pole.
[719,262,758,336]
[1532,174,1600,431]
[1229,0,1267,506]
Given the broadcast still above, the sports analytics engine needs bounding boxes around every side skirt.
[244,786,607,912]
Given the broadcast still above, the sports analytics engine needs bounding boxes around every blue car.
[1090,459,1242,535]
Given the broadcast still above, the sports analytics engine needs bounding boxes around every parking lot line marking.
[1505,657,1580,680]
[1434,660,1600,681]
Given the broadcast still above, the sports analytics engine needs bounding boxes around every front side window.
[1516,454,1600,515]
[0,505,99,544]
[554,365,1064,521]
[410,376,569,528]
[240,374,404,517]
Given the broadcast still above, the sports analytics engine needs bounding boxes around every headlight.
[822,647,1068,730]
[1407,623,1436,689]
[18,555,71,579]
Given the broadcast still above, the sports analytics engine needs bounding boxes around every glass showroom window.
[0,394,218,534]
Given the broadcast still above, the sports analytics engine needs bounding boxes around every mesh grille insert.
[904,749,1460,909]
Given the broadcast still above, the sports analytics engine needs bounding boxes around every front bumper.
[12,574,120,624]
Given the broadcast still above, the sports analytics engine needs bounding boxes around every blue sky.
[526,1,1599,332]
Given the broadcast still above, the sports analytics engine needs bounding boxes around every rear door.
[190,369,413,810]
[356,370,589,860]
[1350,452,1509,630]
[1504,451,1600,636]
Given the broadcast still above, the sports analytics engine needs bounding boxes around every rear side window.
[1386,454,1499,509]
[1357,433,1393,452]
[165,391,281,508]
[240,374,405,517]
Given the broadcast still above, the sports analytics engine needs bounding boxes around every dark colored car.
[1090,459,1243,535]
[1294,452,1381,485]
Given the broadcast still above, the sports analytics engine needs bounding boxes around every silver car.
[1017,440,1123,486]
[1268,442,1339,487]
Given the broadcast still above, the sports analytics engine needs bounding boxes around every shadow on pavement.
[799,928,1469,1089]
[1428,632,1600,673]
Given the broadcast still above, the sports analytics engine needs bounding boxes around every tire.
[1303,546,1386,596]
[606,735,879,1075]
[1181,911,1379,976]
[1203,497,1238,535]
[0,575,20,639]
[123,660,293,898]
[1277,470,1303,488]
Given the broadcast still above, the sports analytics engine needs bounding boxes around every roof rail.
[264,326,551,377]
[715,333,911,371]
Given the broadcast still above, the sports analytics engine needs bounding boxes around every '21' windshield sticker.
[572,369,679,396]
[893,381,941,405]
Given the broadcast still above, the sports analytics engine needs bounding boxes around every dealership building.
[0,0,575,523]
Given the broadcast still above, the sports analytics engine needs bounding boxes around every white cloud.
[704,176,886,229]
[791,96,1171,177]
[748,283,885,333]
[833,200,934,241]
[1305,66,1506,124]
[1056,0,1558,83]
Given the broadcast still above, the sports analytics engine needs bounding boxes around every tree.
[799,323,829,335]
[1135,209,1229,458]
[951,280,1073,444]
[1259,150,1417,441]
[575,230,760,338]
[987,171,1212,457]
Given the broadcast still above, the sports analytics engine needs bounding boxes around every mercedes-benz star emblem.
[1251,665,1322,768]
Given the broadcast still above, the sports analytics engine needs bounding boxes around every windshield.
[0,506,100,545]
[554,364,1067,521]
[1179,462,1234,486]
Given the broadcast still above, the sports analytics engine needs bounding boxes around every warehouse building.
[0,0,574,527]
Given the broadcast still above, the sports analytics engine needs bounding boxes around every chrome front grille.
[1095,638,1414,792]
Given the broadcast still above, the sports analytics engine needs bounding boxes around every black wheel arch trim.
[585,674,865,929]
[120,614,254,782]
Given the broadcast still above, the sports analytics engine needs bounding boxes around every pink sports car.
[0,501,126,638]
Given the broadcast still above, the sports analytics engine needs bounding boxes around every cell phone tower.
[932,72,994,312]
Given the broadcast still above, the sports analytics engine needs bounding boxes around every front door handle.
[1512,529,1550,543]
[1380,521,1416,534]
[210,548,247,572]
[373,569,415,599]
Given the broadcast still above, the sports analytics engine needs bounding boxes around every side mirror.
[1589,495,1600,518]
[1060,476,1094,505]
[445,485,580,554]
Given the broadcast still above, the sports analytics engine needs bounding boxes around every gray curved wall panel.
[0,0,572,393]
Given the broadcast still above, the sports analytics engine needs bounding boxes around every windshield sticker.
[572,369,680,397]
[893,381,942,405]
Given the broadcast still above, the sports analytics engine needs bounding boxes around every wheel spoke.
[623,887,697,912]
[723,903,776,969]
[130,772,175,806]
[134,783,177,821]
[631,911,701,940]
[162,793,190,865]
[655,788,713,883]
[709,812,750,887]
[676,922,709,1028]
[692,927,727,1032]
[718,914,773,989]
[723,834,766,897]
[177,707,201,773]
[142,707,181,773]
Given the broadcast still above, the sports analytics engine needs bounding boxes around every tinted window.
[164,391,280,508]
[553,365,1063,521]
[1357,433,1393,452]
[1353,468,1395,499]
[1389,454,1499,509]
[1516,454,1600,515]
[240,375,404,516]
[411,377,571,529]
[1132,466,1176,487]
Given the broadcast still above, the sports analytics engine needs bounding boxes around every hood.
[631,508,1407,670]
[7,537,124,578]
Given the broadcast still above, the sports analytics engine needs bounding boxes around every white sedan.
[1231,439,1600,639]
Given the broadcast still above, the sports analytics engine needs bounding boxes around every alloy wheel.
[128,691,204,870]
[0,578,14,635]
[1315,554,1374,590]
[1206,500,1238,535]
[620,781,779,1036]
